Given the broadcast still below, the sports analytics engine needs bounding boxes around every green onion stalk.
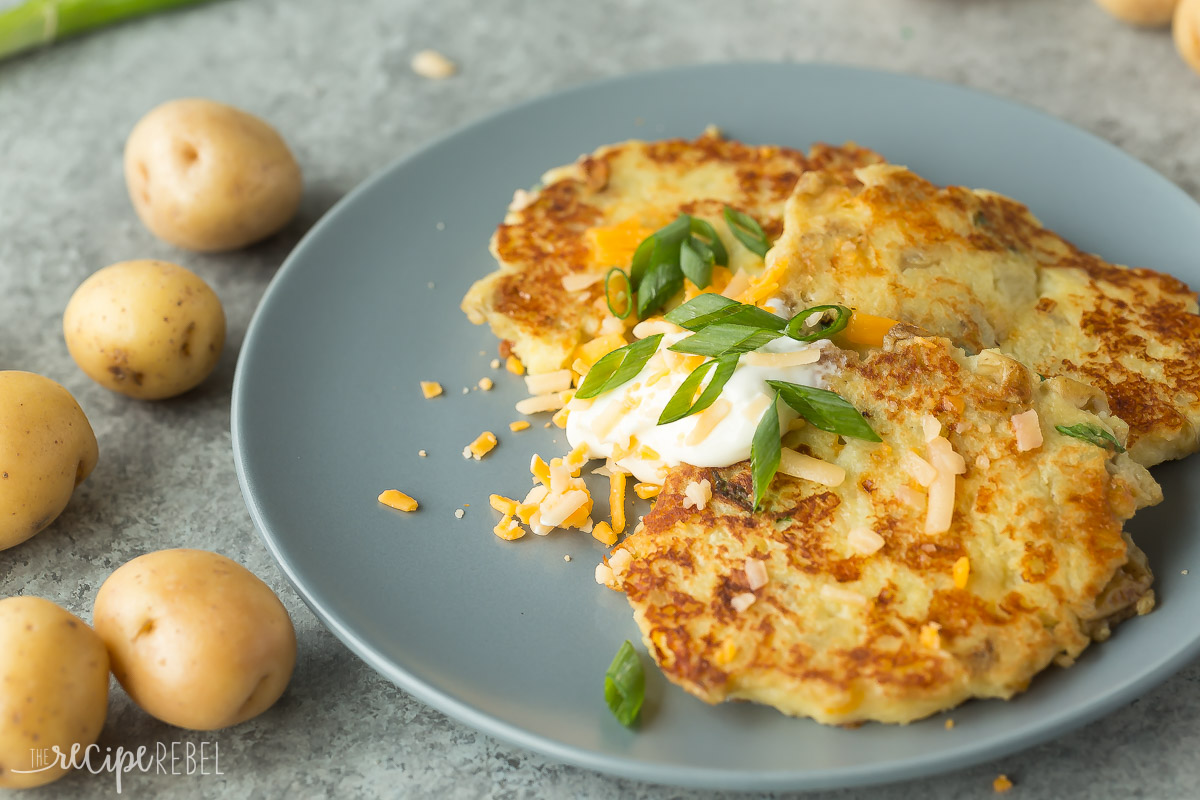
[0,0,212,62]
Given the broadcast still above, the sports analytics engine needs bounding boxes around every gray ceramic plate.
[232,63,1200,792]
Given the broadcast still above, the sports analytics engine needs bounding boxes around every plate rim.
[231,61,1200,791]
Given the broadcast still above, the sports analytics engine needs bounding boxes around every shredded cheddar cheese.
[378,489,418,512]
[919,622,942,650]
[585,217,654,268]
[592,521,617,546]
[840,311,899,348]
[609,471,627,533]
[575,334,627,367]
[493,516,525,540]
[505,356,525,375]
[953,555,971,589]
[633,482,661,500]
[509,420,530,432]
[489,494,518,516]
[420,381,443,399]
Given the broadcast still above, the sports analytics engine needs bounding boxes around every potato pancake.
[613,331,1159,725]
[461,132,883,374]
[769,163,1200,466]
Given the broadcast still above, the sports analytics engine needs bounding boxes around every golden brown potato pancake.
[769,163,1200,466]
[461,132,883,373]
[614,331,1159,725]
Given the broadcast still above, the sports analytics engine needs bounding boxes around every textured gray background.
[1,0,1198,797]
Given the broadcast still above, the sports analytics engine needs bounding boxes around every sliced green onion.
[723,206,771,258]
[751,394,782,511]
[0,0,211,62]
[636,260,684,319]
[605,268,632,319]
[604,640,645,727]
[767,380,882,442]
[667,323,781,358]
[629,215,690,290]
[575,334,663,399]
[688,218,729,266]
[1055,423,1126,453]
[679,238,712,289]
[784,304,852,343]
[666,294,787,332]
[657,354,739,425]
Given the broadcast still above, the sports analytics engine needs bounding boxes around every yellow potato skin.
[0,371,99,551]
[63,260,225,400]
[93,549,296,731]
[124,98,302,252]
[1093,0,1179,25]
[1176,0,1200,74]
[0,597,110,789]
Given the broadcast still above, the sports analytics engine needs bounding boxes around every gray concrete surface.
[2,0,1198,797]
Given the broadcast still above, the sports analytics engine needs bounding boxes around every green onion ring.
[784,304,851,343]
[605,268,633,319]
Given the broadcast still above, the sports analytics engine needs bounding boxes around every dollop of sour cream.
[565,327,835,483]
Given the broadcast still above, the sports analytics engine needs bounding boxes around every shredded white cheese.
[730,592,757,612]
[847,526,885,555]
[745,558,768,590]
[1011,409,1043,452]
[778,448,846,487]
[681,479,713,511]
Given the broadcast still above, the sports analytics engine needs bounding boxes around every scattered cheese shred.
[944,719,955,730]
[721,269,751,300]
[921,414,941,442]
[493,516,525,540]
[464,431,497,460]
[741,392,774,422]
[489,494,518,516]
[714,640,738,665]
[509,420,530,432]
[595,562,615,586]
[633,482,661,500]
[953,555,971,589]
[420,381,443,399]
[681,479,712,511]
[742,349,820,368]
[525,370,572,395]
[592,521,617,546]
[561,272,605,292]
[505,356,525,375]
[575,334,626,367]
[632,318,680,339]
[684,398,732,445]
[478,377,494,391]
[515,393,566,415]
[411,49,457,79]
[819,584,867,605]
[530,454,551,486]
[490,358,501,369]
[901,450,939,487]
[1011,409,1043,452]
[993,775,1013,794]
[919,622,942,650]
[378,489,418,512]
[585,217,654,269]
[847,526,885,555]
[551,405,570,429]
[925,471,957,535]
[779,448,846,487]
[745,558,768,591]
[610,471,627,533]
[840,311,899,347]
[730,592,757,612]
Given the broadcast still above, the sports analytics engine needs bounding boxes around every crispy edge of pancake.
[614,332,1159,725]
[770,163,1200,465]
[460,134,885,373]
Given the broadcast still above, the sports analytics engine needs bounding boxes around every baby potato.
[1093,0,1179,25]
[63,260,225,400]
[0,371,99,551]
[1176,0,1200,74]
[0,597,110,789]
[93,549,296,731]
[124,98,302,252]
